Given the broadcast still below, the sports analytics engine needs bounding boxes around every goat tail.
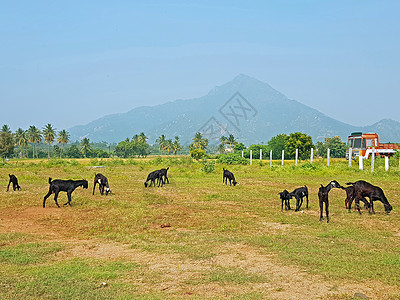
[48,177,52,184]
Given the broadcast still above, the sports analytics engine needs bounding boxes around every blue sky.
[1,1,399,131]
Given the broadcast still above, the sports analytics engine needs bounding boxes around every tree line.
[1,123,346,161]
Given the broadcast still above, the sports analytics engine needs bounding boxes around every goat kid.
[279,189,292,211]
[346,180,392,214]
[341,185,369,210]
[43,177,88,208]
[159,167,169,185]
[290,186,309,211]
[93,173,112,195]
[144,170,163,187]
[318,180,342,223]
[7,174,21,191]
[223,168,237,186]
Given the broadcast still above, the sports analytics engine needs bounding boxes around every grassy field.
[0,157,399,299]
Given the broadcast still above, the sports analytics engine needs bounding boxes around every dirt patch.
[0,206,396,299]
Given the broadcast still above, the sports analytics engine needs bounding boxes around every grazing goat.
[346,180,392,214]
[290,186,309,211]
[159,167,170,185]
[318,180,342,223]
[144,170,163,187]
[7,174,21,191]
[279,189,292,211]
[43,177,88,208]
[341,185,369,210]
[92,173,112,195]
[223,168,237,186]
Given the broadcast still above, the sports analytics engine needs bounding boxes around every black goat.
[290,186,309,211]
[318,180,342,223]
[159,167,169,184]
[341,185,369,210]
[346,180,392,214]
[223,168,237,186]
[279,189,292,211]
[144,170,163,187]
[43,177,88,208]
[93,173,111,195]
[7,174,21,191]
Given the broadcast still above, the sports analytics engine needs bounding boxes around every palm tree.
[226,134,238,152]
[218,135,228,154]
[138,132,148,144]
[57,130,70,159]
[42,123,56,159]
[156,134,167,154]
[165,139,173,155]
[172,136,182,155]
[14,128,28,158]
[1,125,11,134]
[190,132,208,150]
[80,138,92,158]
[27,125,42,159]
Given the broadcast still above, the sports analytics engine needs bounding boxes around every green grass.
[0,157,400,298]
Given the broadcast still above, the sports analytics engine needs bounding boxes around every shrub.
[190,149,206,160]
[201,160,215,173]
[217,153,248,165]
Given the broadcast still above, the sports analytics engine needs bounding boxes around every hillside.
[69,74,400,144]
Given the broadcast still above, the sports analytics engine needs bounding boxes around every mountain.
[68,74,400,144]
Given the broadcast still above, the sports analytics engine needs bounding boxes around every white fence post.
[281,150,284,167]
[260,149,262,161]
[242,150,244,158]
[327,148,330,167]
[310,148,314,164]
[295,149,298,166]
[371,147,375,172]
[270,150,273,167]
[348,148,352,167]
[385,156,389,171]
[250,150,252,165]
[359,155,363,170]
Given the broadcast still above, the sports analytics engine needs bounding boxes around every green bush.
[190,149,206,160]
[217,153,248,165]
[201,160,215,173]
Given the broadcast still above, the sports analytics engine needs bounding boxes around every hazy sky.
[1,1,399,131]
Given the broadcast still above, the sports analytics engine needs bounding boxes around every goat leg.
[355,199,362,214]
[63,192,72,206]
[53,192,61,208]
[319,202,324,221]
[43,190,53,208]
[369,199,375,214]
[325,201,329,223]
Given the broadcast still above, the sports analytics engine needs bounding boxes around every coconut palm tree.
[138,132,148,144]
[80,137,92,158]
[218,135,228,154]
[42,123,56,159]
[57,129,70,159]
[172,136,182,155]
[14,128,28,158]
[226,134,238,152]
[190,132,208,150]
[1,125,11,134]
[156,134,167,154]
[27,125,42,159]
[165,139,173,155]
